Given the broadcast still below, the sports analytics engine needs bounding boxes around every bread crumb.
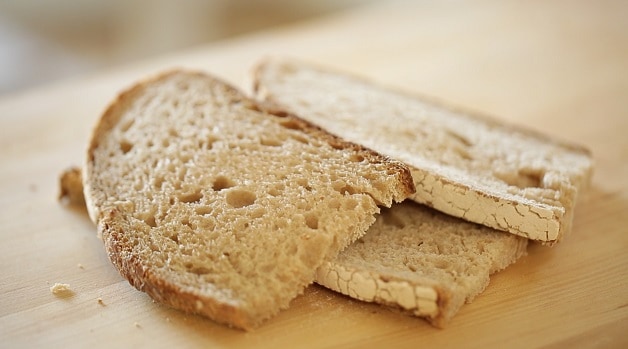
[134,322,141,328]
[97,297,105,306]
[78,263,85,269]
[50,283,74,298]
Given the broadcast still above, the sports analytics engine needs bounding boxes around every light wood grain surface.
[1,0,627,348]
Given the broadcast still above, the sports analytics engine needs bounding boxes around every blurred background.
[0,0,374,96]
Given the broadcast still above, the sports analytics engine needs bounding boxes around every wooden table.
[2,0,627,347]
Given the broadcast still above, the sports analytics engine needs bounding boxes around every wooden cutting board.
[1,1,627,348]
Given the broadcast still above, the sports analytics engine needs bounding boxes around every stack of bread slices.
[60,58,593,329]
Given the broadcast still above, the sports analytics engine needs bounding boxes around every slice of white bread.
[83,70,414,329]
[316,201,528,328]
[251,58,594,243]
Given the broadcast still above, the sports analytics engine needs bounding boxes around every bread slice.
[61,167,524,328]
[316,201,528,328]
[251,58,593,243]
[83,70,414,329]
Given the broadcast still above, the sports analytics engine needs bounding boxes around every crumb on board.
[50,283,74,298]
[97,297,105,306]
[78,263,85,269]
[134,322,141,328]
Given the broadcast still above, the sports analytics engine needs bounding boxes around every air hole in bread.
[179,190,203,203]
[268,187,282,196]
[170,234,179,244]
[446,130,473,147]
[291,133,309,144]
[119,140,133,154]
[240,100,261,112]
[260,137,282,147]
[342,186,357,195]
[296,178,309,188]
[454,147,473,160]
[251,207,266,219]
[212,176,235,191]
[304,213,319,230]
[329,141,345,150]
[195,206,212,215]
[495,168,544,189]
[198,135,218,150]
[169,128,179,138]
[120,119,134,132]
[191,266,210,275]
[144,215,157,228]
[181,217,193,229]
[279,119,302,130]
[226,189,257,208]
[517,169,544,188]
[350,154,365,162]
[184,262,210,275]
[162,139,170,147]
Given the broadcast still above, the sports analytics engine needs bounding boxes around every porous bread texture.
[251,58,594,243]
[83,70,413,330]
[316,201,528,328]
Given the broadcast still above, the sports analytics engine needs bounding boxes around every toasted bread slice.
[252,58,593,243]
[82,70,413,329]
